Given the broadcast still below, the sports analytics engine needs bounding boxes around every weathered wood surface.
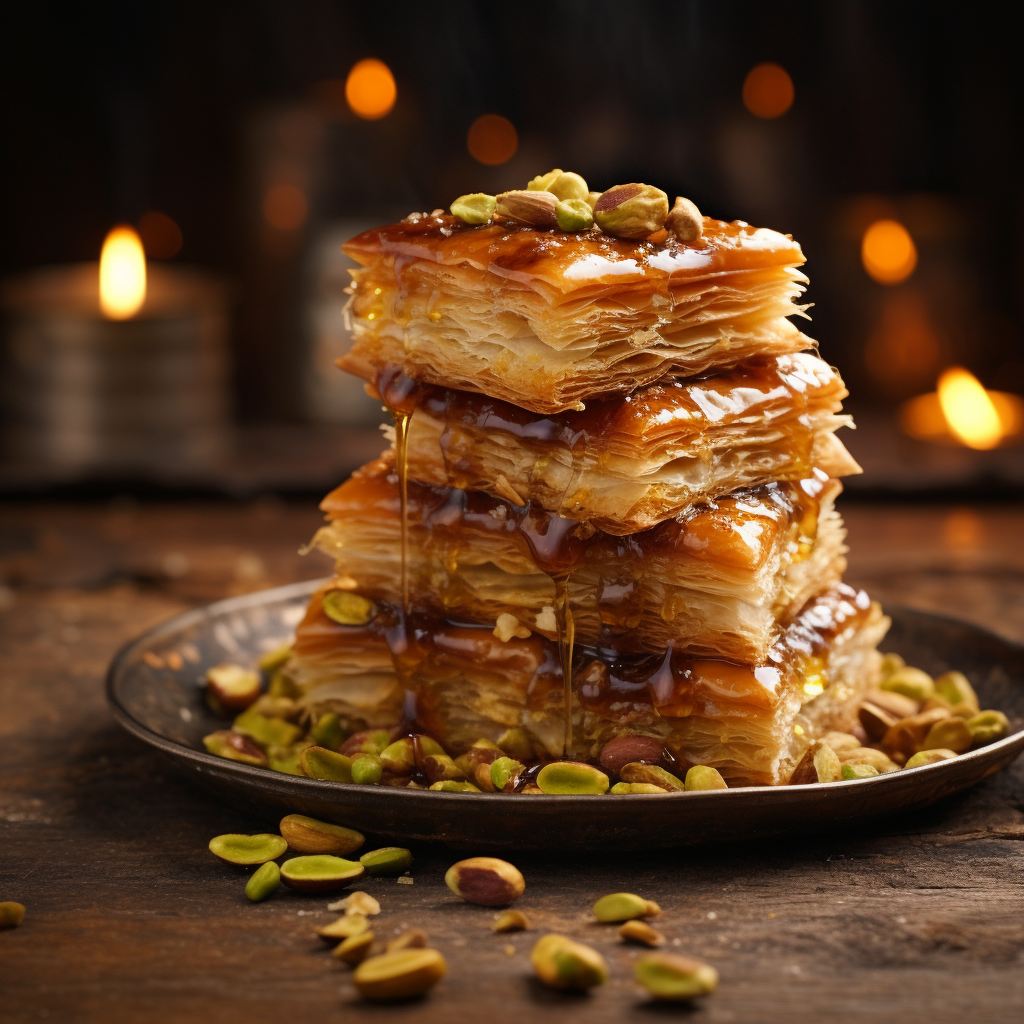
[1,498,1023,1024]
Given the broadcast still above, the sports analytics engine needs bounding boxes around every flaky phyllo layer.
[338,214,813,414]
[401,352,859,533]
[310,458,846,663]
[287,583,887,786]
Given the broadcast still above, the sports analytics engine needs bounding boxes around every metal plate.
[106,579,1024,851]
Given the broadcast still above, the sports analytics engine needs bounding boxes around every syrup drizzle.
[553,574,575,757]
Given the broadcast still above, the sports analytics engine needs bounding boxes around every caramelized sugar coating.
[338,214,812,413]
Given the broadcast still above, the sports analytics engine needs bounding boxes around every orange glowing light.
[138,210,183,258]
[466,114,518,166]
[345,59,397,120]
[900,367,1024,449]
[262,183,308,231]
[742,63,794,119]
[861,219,917,285]
[99,226,146,319]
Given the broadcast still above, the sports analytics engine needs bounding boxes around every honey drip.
[393,408,411,613]
[553,574,575,758]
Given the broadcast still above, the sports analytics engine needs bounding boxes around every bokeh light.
[138,210,183,258]
[99,226,146,319]
[937,367,1003,450]
[466,114,518,166]
[861,219,917,284]
[742,63,794,119]
[345,59,397,120]
[262,183,308,231]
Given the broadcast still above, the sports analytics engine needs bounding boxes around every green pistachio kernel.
[966,710,1010,745]
[904,748,958,769]
[280,855,364,893]
[593,892,651,923]
[536,761,610,795]
[267,670,299,698]
[610,782,669,794]
[880,667,935,703]
[933,670,979,712]
[300,746,354,782]
[840,763,880,780]
[428,780,481,792]
[635,952,719,1002]
[527,169,562,192]
[619,763,685,792]
[311,712,345,751]
[380,737,415,774]
[420,753,465,783]
[232,708,302,748]
[879,652,906,678]
[245,861,281,902]
[266,742,310,776]
[684,766,728,791]
[531,933,608,991]
[490,756,525,791]
[555,198,593,231]
[351,754,384,785]
[202,730,267,766]
[548,171,589,201]
[209,833,288,866]
[258,641,293,675]
[922,717,973,753]
[360,847,414,876]
[450,193,496,225]
[322,589,376,626]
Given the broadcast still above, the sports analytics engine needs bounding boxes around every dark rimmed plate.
[106,579,1024,851]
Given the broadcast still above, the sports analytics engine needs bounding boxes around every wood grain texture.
[1,498,1023,1024]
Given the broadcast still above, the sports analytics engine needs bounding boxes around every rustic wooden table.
[2,497,1023,1023]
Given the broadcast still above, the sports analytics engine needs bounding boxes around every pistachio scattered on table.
[0,902,26,930]
[619,919,665,946]
[245,861,281,902]
[531,934,608,991]
[445,857,524,907]
[332,930,375,964]
[634,952,718,1002]
[352,948,447,1002]
[280,855,364,893]
[279,814,364,856]
[492,909,530,933]
[593,892,658,923]
[208,833,288,866]
[360,847,413,876]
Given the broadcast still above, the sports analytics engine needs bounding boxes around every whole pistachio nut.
[904,748,958,769]
[411,735,446,772]
[317,914,370,942]
[635,952,719,1002]
[858,701,899,741]
[496,727,536,762]
[450,193,496,225]
[428,780,481,792]
[258,641,293,676]
[490,756,525,792]
[684,765,728,791]
[555,198,594,231]
[619,762,684,792]
[822,731,862,752]
[280,855,364,893]
[840,763,880,780]
[665,196,703,242]
[967,710,1010,744]
[208,833,288,866]
[322,589,376,626]
[610,782,669,794]
[464,738,503,766]
[245,861,281,902]
[351,754,384,786]
[585,191,602,210]
[789,741,843,784]
[495,190,559,229]
[531,933,608,991]
[202,730,267,766]
[598,735,666,774]
[352,948,447,1002]
[548,171,589,201]
[446,857,524,907]
[922,716,973,753]
[300,746,354,782]
[880,652,906,677]
[311,712,346,751]
[493,909,530,933]
[880,667,935,703]
[386,928,428,952]
[527,169,562,192]
[206,663,261,711]
[279,814,364,855]
[0,902,26,929]
[536,761,610,795]
[340,729,393,757]
[380,737,416,774]
[882,707,951,756]
[933,670,979,712]
[233,708,302,748]
[333,930,375,964]
[360,847,413,876]
[620,919,664,946]
[593,892,652,923]
[421,753,466,783]
[594,183,669,239]
[864,688,920,719]
[837,747,900,773]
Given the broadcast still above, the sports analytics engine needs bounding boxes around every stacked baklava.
[287,175,889,786]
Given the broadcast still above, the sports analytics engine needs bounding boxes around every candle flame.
[937,367,1003,450]
[99,226,146,319]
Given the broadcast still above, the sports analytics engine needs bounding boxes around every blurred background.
[1,0,1022,501]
